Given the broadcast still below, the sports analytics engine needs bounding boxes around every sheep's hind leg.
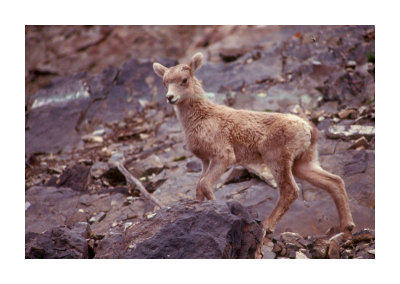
[263,161,299,235]
[293,160,355,237]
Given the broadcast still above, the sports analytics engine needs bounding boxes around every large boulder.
[94,200,264,259]
[25,222,91,259]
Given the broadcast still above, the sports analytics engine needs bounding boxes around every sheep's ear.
[189,52,203,73]
[153,63,168,78]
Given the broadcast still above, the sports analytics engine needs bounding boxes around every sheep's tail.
[296,105,319,146]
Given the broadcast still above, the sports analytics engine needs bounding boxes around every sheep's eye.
[182,78,188,85]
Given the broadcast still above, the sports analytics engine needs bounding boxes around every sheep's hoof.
[262,227,274,238]
[342,222,356,240]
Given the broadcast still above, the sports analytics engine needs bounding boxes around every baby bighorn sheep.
[153,53,355,236]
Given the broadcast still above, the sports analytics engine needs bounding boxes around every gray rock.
[310,239,330,259]
[329,232,345,244]
[81,134,103,144]
[56,163,91,191]
[25,223,91,259]
[326,125,375,141]
[328,240,340,259]
[348,136,369,150]
[186,159,202,173]
[94,200,264,259]
[90,162,110,179]
[108,152,125,165]
[262,246,276,259]
[295,251,309,259]
[25,186,82,234]
[280,232,303,243]
[131,154,164,177]
[353,228,375,243]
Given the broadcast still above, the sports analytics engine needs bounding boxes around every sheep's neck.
[176,95,214,133]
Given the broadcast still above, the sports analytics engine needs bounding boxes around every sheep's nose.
[167,94,174,103]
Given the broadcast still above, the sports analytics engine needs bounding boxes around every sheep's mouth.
[167,96,179,104]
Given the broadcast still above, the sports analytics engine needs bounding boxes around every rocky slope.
[25,25,375,258]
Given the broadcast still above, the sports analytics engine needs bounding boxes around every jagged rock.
[57,163,91,191]
[94,200,264,259]
[348,136,369,150]
[353,228,375,243]
[326,125,375,141]
[25,223,91,259]
[310,239,330,259]
[280,232,303,243]
[329,232,345,244]
[328,240,340,259]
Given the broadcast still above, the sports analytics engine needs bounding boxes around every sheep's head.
[153,52,203,105]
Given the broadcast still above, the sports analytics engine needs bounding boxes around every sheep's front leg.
[197,159,229,200]
[196,159,209,201]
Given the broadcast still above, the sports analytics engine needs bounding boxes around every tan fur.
[153,53,355,236]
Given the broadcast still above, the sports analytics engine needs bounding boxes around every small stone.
[328,240,340,259]
[186,160,202,173]
[367,249,375,255]
[132,154,164,177]
[272,242,283,254]
[338,108,358,119]
[25,201,31,211]
[66,209,88,227]
[326,125,375,140]
[288,250,297,259]
[82,134,103,144]
[92,128,105,136]
[108,152,125,165]
[298,237,315,249]
[329,232,345,244]
[262,246,276,259]
[355,242,370,252]
[280,232,303,243]
[146,212,157,219]
[353,228,375,243]
[310,239,330,259]
[346,60,357,70]
[124,222,133,230]
[286,241,303,251]
[295,251,309,259]
[341,249,353,259]
[348,136,369,150]
[89,212,107,224]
